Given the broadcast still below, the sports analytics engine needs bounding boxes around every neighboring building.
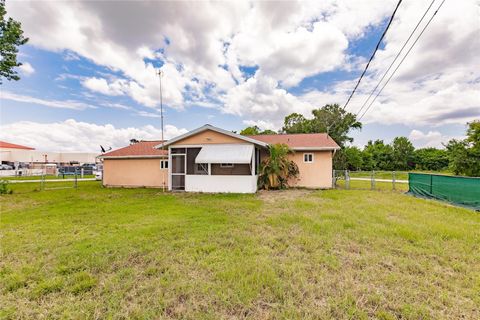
[99,124,340,193]
[0,140,99,166]
[100,141,168,188]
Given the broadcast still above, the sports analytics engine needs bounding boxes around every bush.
[0,180,12,194]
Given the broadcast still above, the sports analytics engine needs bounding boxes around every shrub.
[0,180,12,194]
[258,143,299,190]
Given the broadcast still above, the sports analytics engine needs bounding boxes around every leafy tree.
[240,126,277,135]
[392,137,415,170]
[445,120,480,176]
[0,0,28,83]
[282,104,361,147]
[361,149,375,171]
[240,126,260,135]
[363,140,394,170]
[282,113,311,134]
[414,148,449,171]
[309,104,362,147]
[260,129,277,135]
[258,144,299,190]
[343,146,363,171]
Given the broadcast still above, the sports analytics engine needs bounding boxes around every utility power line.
[355,0,437,116]
[342,0,403,110]
[157,70,164,143]
[358,0,447,121]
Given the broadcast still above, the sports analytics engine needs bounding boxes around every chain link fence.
[333,170,409,192]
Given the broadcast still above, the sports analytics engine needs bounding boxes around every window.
[196,163,208,175]
[304,153,314,163]
[220,163,234,168]
[160,160,169,169]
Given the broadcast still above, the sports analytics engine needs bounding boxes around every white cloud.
[408,129,463,148]
[306,0,480,127]
[1,91,93,110]
[81,77,126,96]
[0,119,188,152]
[63,50,81,61]
[18,62,35,76]
[5,0,479,130]
[242,119,276,131]
[224,72,314,128]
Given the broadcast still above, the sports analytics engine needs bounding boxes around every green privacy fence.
[408,173,480,210]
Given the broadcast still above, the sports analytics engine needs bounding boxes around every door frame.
[169,149,186,191]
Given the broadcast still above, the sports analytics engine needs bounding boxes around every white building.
[0,141,99,166]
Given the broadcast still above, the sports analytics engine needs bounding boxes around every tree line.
[240,104,480,176]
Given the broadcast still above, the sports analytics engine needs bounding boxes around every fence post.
[74,169,78,189]
[81,168,84,178]
[332,170,336,188]
[345,169,350,190]
[41,174,45,191]
[392,171,396,191]
[371,170,375,190]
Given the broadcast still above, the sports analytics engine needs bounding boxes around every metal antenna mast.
[157,69,164,142]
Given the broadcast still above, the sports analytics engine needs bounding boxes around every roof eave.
[291,147,341,151]
[98,155,167,159]
[155,124,269,148]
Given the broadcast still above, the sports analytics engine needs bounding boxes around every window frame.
[160,159,169,169]
[196,163,209,175]
[303,153,314,163]
[220,163,234,168]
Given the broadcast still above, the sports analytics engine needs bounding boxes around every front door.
[171,153,185,190]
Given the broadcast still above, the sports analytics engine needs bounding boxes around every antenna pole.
[157,70,164,142]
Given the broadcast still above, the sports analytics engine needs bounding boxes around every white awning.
[195,144,254,164]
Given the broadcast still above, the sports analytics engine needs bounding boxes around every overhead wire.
[355,0,437,116]
[358,0,447,121]
[342,0,403,110]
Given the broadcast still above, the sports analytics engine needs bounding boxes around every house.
[100,140,168,188]
[99,124,340,192]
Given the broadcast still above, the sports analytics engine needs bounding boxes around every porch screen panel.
[186,148,202,174]
[171,155,185,174]
[171,175,185,190]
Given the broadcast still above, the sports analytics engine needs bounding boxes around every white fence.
[0,169,45,177]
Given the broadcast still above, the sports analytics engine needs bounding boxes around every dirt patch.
[257,189,315,203]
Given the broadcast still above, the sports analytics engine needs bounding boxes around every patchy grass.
[336,179,409,192]
[1,181,479,319]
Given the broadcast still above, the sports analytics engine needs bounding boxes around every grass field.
[1,182,479,319]
[336,179,409,192]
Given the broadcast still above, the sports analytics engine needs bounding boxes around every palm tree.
[258,143,299,190]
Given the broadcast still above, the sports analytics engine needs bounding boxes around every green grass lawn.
[1,182,479,319]
[336,179,409,192]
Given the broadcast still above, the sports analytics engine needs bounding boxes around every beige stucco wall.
[287,151,333,189]
[171,129,247,146]
[103,158,168,188]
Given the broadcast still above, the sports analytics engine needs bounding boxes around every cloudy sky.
[1,0,479,152]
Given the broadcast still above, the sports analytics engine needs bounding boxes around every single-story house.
[100,124,340,193]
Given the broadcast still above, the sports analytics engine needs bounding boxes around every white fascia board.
[291,147,341,151]
[99,155,167,160]
[155,124,268,149]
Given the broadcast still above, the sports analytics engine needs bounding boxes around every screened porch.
[169,144,261,193]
